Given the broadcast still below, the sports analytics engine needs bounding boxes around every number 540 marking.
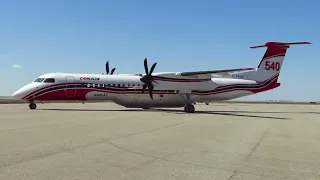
[265,61,280,71]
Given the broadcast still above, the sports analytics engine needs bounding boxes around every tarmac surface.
[0,102,320,180]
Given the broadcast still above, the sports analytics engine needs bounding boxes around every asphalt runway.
[0,102,320,180]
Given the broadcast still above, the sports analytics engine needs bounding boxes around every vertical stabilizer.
[250,41,311,82]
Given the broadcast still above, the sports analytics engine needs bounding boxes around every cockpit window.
[33,78,45,82]
[43,78,55,83]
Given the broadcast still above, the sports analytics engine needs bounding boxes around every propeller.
[140,57,158,100]
[105,61,116,75]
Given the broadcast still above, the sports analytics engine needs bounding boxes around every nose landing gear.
[29,102,37,110]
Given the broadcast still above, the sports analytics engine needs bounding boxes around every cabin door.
[65,76,76,98]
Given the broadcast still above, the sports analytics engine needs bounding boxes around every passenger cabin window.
[43,78,55,83]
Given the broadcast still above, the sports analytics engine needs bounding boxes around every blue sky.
[0,0,319,101]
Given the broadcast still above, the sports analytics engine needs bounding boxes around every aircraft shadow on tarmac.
[39,108,295,120]
[154,109,292,120]
[209,110,320,115]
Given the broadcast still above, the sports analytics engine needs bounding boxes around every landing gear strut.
[184,104,195,113]
[29,102,37,110]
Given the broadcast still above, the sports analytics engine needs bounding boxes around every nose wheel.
[29,102,37,110]
[184,104,195,113]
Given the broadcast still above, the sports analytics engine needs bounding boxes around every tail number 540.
[265,61,280,71]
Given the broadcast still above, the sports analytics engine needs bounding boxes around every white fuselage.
[12,71,279,108]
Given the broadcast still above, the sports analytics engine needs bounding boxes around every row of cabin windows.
[87,83,142,88]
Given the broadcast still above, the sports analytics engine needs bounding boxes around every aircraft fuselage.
[12,71,279,109]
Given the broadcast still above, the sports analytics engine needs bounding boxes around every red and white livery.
[12,41,311,113]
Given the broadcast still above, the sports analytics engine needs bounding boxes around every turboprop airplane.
[12,41,311,113]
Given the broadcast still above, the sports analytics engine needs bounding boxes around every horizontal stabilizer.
[250,41,311,49]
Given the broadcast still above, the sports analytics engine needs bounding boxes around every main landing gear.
[184,104,195,113]
[180,93,195,113]
[29,102,37,110]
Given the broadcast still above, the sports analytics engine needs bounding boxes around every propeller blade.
[106,61,109,74]
[149,90,153,99]
[144,57,148,75]
[110,68,116,75]
[140,76,147,83]
[151,79,159,84]
[149,63,157,75]
[148,85,154,99]
[142,84,148,93]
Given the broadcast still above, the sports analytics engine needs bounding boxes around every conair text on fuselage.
[80,77,100,81]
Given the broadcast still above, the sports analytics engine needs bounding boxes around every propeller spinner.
[140,57,158,100]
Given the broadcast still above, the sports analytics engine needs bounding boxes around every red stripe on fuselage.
[23,77,210,99]
[22,82,79,99]
[33,82,280,101]
[32,77,280,101]
[24,73,279,101]
[214,74,278,90]
[193,77,280,95]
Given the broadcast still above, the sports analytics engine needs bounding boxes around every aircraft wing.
[176,68,255,77]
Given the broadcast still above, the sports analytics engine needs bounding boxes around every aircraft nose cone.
[12,84,38,100]
[12,89,25,99]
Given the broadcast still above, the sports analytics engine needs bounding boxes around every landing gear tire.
[184,104,195,113]
[29,102,37,110]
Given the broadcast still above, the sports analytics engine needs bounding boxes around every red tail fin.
[250,41,311,81]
